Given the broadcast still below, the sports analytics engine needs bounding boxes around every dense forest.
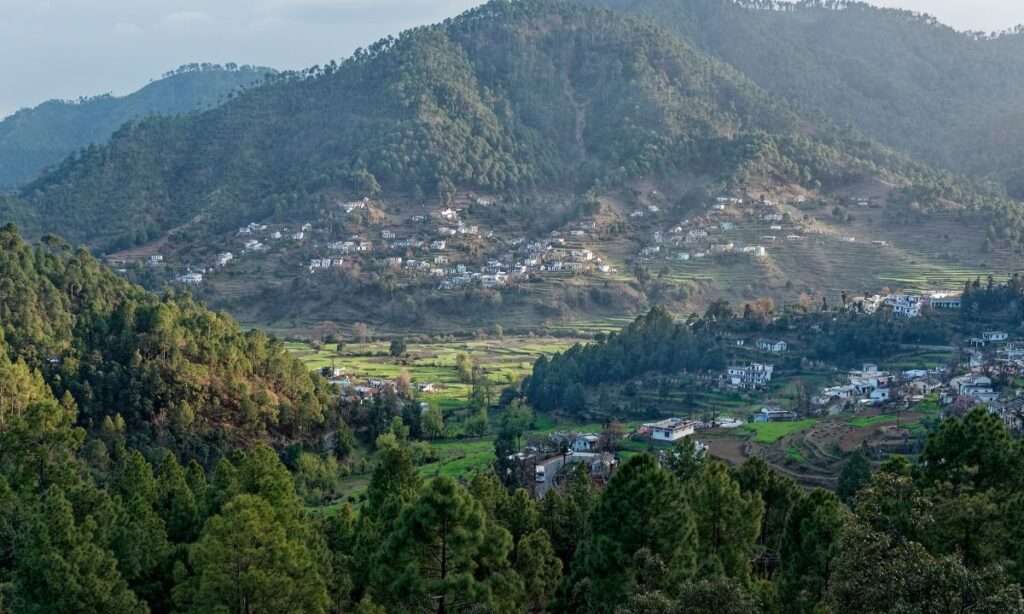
[525,307,726,414]
[586,0,1024,195]
[2,326,1023,612]
[0,64,272,190]
[0,225,336,464]
[3,0,972,252]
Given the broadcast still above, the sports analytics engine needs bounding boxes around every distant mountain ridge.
[0,64,274,189]
[2,0,944,251]
[582,0,1024,196]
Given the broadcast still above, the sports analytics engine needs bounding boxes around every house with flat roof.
[643,418,698,442]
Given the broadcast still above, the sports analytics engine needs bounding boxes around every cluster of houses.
[524,418,715,497]
[301,201,619,290]
[238,222,309,255]
[805,329,1024,432]
[630,192,816,266]
[857,292,962,318]
[638,221,769,265]
[814,363,900,408]
[167,220,309,286]
[627,189,931,270]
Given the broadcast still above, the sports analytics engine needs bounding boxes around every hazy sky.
[2,0,1022,119]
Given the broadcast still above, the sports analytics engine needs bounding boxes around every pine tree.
[13,488,146,614]
[174,494,329,614]
[687,461,763,583]
[836,448,872,504]
[778,489,846,612]
[378,476,518,613]
[516,529,562,613]
[576,455,697,607]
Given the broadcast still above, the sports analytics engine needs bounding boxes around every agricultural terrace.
[286,336,581,413]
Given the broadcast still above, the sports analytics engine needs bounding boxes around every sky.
[1,0,1023,119]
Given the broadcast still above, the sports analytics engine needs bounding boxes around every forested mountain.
[0,225,335,464]
[584,0,1024,196]
[2,324,1023,613]
[0,64,272,189]
[3,0,941,251]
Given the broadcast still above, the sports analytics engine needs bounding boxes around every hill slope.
[6,0,922,251]
[0,224,333,463]
[0,64,273,189]
[583,0,1024,195]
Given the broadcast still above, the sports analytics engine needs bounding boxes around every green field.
[742,419,818,443]
[286,336,580,415]
[417,439,498,479]
[849,414,900,428]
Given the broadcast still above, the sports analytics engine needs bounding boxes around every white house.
[176,272,203,285]
[753,407,798,423]
[571,434,601,452]
[728,363,774,389]
[869,388,891,404]
[886,294,923,318]
[756,339,788,353]
[481,273,508,288]
[983,331,1009,343]
[644,418,697,442]
[928,293,962,310]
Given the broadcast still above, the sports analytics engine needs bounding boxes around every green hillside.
[0,64,272,190]
[6,0,931,252]
[0,224,334,463]
[585,0,1024,195]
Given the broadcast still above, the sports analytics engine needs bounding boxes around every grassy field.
[848,414,900,428]
[742,419,818,444]
[417,439,498,480]
[286,336,580,416]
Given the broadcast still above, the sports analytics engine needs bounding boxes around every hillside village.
[519,324,1024,493]
[104,180,1015,336]
[291,282,1024,495]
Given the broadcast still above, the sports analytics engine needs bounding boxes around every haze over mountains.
[0,64,272,189]
[586,0,1024,196]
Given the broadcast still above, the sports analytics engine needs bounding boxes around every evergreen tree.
[837,448,872,504]
[12,488,146,614]
[778,489,846,613]
[516,529,563,613]
[174,494,328,614]
[687,461,763,583]
[576,455,697,608]
[377,476,519,613]
[422,404,445,440]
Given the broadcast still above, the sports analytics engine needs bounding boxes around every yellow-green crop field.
[286,336,582,415]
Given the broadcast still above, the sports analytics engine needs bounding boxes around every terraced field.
[649,204,1018,314]
[286,336,582,414]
